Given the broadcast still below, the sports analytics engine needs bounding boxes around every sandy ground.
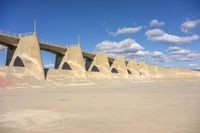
[0,80,200,133]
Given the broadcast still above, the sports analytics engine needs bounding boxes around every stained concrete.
[88,53,111,74]
[126,60,142,79]
[1,33,200,80]
[110,57,129,78]
[7,33,45,80]
[55,46,86,79]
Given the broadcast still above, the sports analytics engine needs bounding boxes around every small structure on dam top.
[0,30,200,80]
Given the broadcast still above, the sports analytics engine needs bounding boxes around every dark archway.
[127,69,132,74]
[139,71,142,75]
[109,61,113,67]
[91,65,99,72]
[111,67,118,73]
[14,56,25,67]
[62,62,72,70]
[85,58,93,71]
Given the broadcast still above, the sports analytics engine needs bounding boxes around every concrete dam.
[0,31,200,82]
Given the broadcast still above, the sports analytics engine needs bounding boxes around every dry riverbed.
[0,80,200,133]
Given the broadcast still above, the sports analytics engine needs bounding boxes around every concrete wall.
[88,53,111,74]
[8,33,45,80]
[126,60,141,77]
[1,33,200,81]
[110,57,128,78]
[54,46,86,78]
[85,53,112,79]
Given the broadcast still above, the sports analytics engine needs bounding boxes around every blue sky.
[0,0,200,69]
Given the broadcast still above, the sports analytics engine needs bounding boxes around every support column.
[87,53,111,74]
[9,33,45,80]
[137,63,159,78]
[127,60,141,76]
[55,46,86,77]
[110,57,128,78]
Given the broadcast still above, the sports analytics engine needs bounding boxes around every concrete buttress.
[55,46,86,78]
[8,33,45,80]
[127,60,141,77]
[88,53,111,74]
[110,57,128,78]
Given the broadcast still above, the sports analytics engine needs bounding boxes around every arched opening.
[14,56,25,67]
[127,69,132,74]
[0,47,7,66]
[62,62,72,70]
[41,51,56,69]
[111,67,118,73]
[109,61,113,67]
[84,58,93,71]
[139,71,142,75]
[91,65,99,72]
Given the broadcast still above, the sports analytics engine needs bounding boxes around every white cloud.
[151,51,166,60]
[96,38,144,53]
[134,50,149,57]
[188,63,198,67]
[145,28,199,44]
[150,19,165,27]
[167,46,182,51]
[125,50,167,63]
[44,63,54,68]
[181,19,200,33]
[109,26,143,36]
[168,46,200,61]
[125,50,150,62]
[168,46,190,55]
[149,51,168,63]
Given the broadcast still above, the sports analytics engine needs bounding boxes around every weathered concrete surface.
[1,33,200,81]
[88,53,110,73]
[110,57,129,79]
[55,46,86,79]
[8,33,45,80]
[137,62,200,80]
[45,69,88,85]
[126,60,142,79]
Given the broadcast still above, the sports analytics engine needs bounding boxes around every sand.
[0,79,200,133]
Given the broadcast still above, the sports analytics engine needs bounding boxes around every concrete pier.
[110,57,128,78]
[87,53,111,74]
[55,46,86,78]
[8,33,45,80]
[0,32,200,80]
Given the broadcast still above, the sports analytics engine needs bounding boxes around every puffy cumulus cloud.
[181,19,200,33]
[125,50,167,63]
[133,50,150,57]
[151,51,167,61]
[168,46,191,55]
[145,28,199,44]
[109,26,143,36]
[125,50,149,62]
[96,38,144,53]
[150,19,165,27]
[168,46,200,61]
